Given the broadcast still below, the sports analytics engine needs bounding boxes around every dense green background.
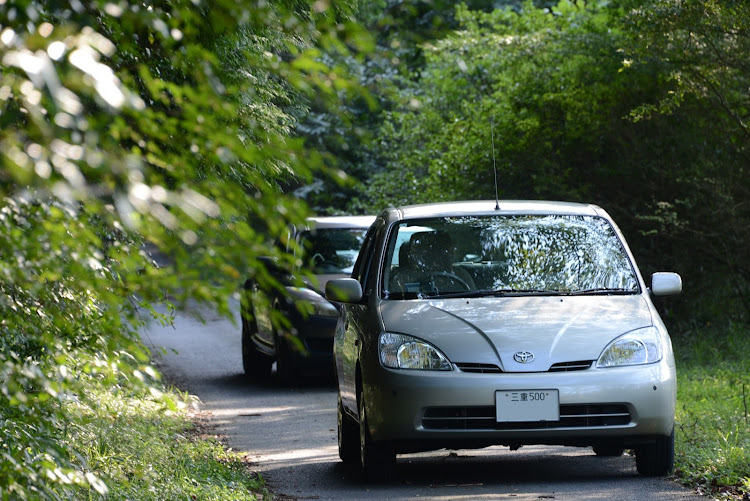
[306,0,750,327]
[1,0,748,498]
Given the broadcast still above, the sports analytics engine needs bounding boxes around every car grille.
[549,360,594,371]
[455,363,503,373]
[454,360,594,373]
[422,404,631,430]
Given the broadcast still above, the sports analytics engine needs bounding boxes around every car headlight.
[597,327,663,368]
[286,287,339,318]
[379,333,452,371]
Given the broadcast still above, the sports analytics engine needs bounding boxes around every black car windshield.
[301,228,368,274]
[382,215,639,299]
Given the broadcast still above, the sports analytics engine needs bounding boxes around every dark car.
[241,216,375,383]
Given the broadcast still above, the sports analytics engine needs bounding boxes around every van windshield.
[301,228,369,275]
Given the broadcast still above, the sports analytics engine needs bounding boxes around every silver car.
[241,215,375,383]
[325,201,682,480]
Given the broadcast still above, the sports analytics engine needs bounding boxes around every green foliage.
[0,198,153,498]
[0,0,368,497]
[350,0,750,325]
[623,0,750,134]
[360,0,634,206]
[62,366,265,500]
[621,0,750,323]
[674,323,750,498]
[295,0,547,214]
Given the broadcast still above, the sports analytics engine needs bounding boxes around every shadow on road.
[264,446,685,501]
[207,372,336,391]
[325,448,637,487]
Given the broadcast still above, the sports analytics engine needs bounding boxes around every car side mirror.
[650,272,682,296]
[325,278,363,303]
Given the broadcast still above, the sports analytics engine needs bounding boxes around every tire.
[338,395,358,464]
[636,428,675,476]
[358,387,396,481]
[241,313,272,378]
[274,335,298,386]
[593,445,624,457]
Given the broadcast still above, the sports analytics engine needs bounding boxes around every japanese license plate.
[496,389,560,422]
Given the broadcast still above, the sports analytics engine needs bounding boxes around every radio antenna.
[491,120,500,210]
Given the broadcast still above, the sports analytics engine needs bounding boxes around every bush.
[674,322,750,498]
[0,0,368,497]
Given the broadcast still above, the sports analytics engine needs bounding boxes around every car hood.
[379,295,655,372]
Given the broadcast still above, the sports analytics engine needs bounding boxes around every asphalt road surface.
[141,300,703,501]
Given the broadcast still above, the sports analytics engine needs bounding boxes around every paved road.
[141,300,703,501]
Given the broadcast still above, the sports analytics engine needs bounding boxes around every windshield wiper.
[430,288,563,299]
[564,287,636,296]
[391,287,636,300]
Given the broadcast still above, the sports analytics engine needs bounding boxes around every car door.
[249,234,295,353]
[337,220,381,412]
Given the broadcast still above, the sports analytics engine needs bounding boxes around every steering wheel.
[424,271,472,291]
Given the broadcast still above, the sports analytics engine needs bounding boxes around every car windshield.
[382,215,639,299]
[302,228,369,275]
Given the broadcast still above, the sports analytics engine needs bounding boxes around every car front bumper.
[284,313,337,372]
[363,358,676,452]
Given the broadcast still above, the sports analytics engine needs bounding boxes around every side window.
[353,220,381,290]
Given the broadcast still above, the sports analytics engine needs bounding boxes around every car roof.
[385,200,605,221]
[306,215,376,230]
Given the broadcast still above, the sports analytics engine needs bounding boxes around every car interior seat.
[389,231,475,294]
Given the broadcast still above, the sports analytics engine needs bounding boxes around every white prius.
[326,200,682,481]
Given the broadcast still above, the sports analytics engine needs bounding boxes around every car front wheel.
[274,334,299,386]
[635,428,675,476]
[338,395,358,464]
[241,313,272,379]
[358,387,395,481]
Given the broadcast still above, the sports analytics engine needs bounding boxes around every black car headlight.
[287,287,339,318]
[379,333,452,371]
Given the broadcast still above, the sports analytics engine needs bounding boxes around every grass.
[673,322,750,499]
[59,378,268,500]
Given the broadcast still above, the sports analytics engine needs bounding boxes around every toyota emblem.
[513,351,535,364]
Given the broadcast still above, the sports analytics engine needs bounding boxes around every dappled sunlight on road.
[211,404,298,418]
[260,445,339,465]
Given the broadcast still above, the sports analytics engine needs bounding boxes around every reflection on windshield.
[382,215,639,299]
[302,228,368,274]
